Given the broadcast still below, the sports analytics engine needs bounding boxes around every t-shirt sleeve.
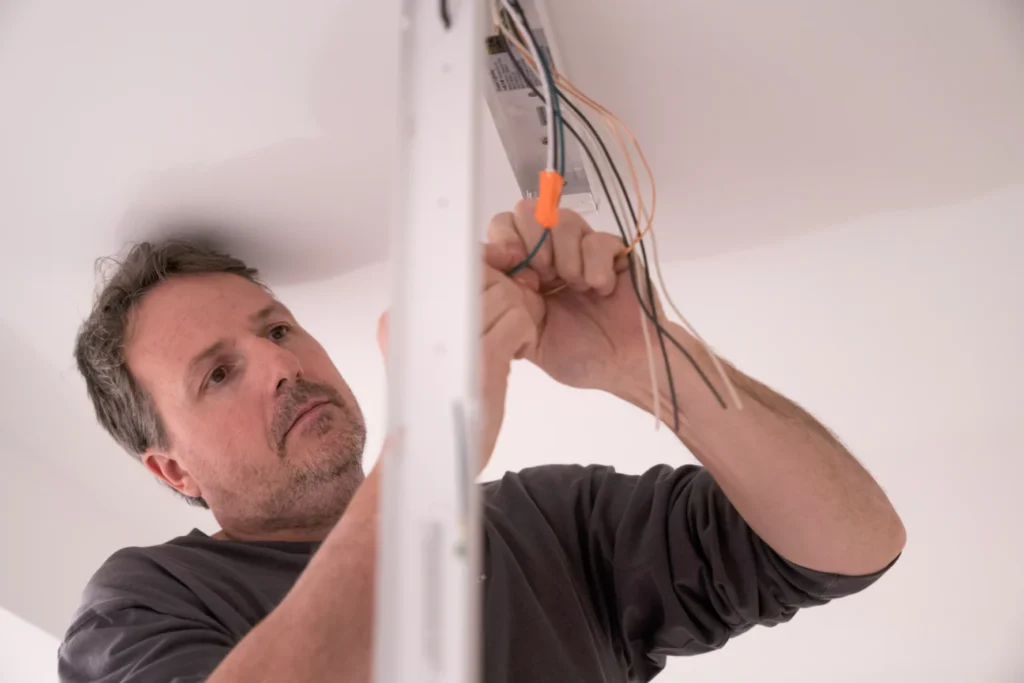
[58,549,234,683]
[508,463,898,682]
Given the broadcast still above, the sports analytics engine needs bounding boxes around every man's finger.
[482,273,544,323]
[483,304,538,362]
[518,283,545,329]
[483,242,544,292]
[486,212,523,253]
[482,242,524,274]
[376,311,390,359]
[483,256,541,297]
[550,208,589,292]
[511,198,555,280]
[582,231,624,297]
[378,429,405,464]
[512,268,541,293]
[481,280,523,333]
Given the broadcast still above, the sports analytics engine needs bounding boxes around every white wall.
[2,185,1021,681]
[0,607,59,683]
[491,183,1024,682]
[320,183,1024,682]
[560,185,1024,682]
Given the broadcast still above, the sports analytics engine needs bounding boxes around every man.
[59,201,905,683]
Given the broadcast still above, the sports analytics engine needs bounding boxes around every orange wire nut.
[535,170,564,228]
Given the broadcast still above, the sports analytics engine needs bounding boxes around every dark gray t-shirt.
[59,464,896,682]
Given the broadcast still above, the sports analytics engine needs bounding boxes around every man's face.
[126,273,366,538]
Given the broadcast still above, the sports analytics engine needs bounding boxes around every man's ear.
[142,451,203,500]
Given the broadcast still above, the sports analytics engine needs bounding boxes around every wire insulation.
[501,41,683,427]
[440,0,452,29]
[507,229,550,277]
[498,19,732,415]
[500,0,557,172]
[502,31,728,421]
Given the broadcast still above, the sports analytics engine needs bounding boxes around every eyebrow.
[250,302,287,326]
[187,339,229,379]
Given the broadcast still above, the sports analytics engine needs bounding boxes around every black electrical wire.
[502,45,679,430]
[500,5,564,278]
[502,21,724,409]
[507,229,550,278]
[505,1,564,175]
[548,85,726,410]
[440,0,452,29]
[504,36,727,426]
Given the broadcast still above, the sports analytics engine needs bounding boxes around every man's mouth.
[285,399,331,437]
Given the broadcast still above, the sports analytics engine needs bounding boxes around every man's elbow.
[880,508,907,564]
[851,506,907,576]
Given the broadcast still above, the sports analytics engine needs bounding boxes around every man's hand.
[485,200,905,578]
[377,244,544,470]
[477,244,545,464]
[486,198,653,395]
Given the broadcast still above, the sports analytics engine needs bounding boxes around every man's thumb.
[377,311,390,361]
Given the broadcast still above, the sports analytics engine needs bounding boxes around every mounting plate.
[482,0,597,215]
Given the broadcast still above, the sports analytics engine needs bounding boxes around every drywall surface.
[1,1,1021,284]
[482,185,1024,682]
[0,606,59,683]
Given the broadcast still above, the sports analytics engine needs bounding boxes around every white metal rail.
[374,1,486,682]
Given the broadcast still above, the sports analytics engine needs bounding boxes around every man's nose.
[255,338,302,395]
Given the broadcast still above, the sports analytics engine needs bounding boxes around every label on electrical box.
[486,37,533,93]
[483,32,596,214]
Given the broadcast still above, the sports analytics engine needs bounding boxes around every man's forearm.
[207,467,381,683]
[617,321,905,576]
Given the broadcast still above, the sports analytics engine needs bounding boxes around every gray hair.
[74,239,263,509]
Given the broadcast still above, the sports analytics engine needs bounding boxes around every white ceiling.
[1,1,1021,283]
[0,0,1022,666]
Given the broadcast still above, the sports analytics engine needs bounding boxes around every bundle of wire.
[492,0,742,432]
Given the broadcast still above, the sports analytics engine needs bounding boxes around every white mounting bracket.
[374,1,485,683]
[481,0,597,215]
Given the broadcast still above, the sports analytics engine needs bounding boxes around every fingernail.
[512,273,534,289]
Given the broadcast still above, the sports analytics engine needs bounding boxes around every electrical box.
[482,2,597,214]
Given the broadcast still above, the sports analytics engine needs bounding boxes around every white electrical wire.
[499,0,556,172]
[603,128,663,430]
[499,19,663,427]
[494,2,734,423]
[632,252,663,429]
[569,94,737,413]
[602,131,664,429]
[646,227,743,410]
[515,22,736,411]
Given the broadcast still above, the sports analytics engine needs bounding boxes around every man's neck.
[209,475,365,543]
[211,520,337,543]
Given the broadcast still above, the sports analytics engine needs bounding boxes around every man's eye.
[269,324,290,342]
[209,366,229,385]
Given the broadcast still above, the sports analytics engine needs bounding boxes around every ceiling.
[1,1,1021,284]
[0,0,1022,653]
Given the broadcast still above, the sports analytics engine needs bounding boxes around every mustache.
[271,379,345,448]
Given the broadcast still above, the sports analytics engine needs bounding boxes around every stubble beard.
[261,401,368,533]
[221,394,368,538]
